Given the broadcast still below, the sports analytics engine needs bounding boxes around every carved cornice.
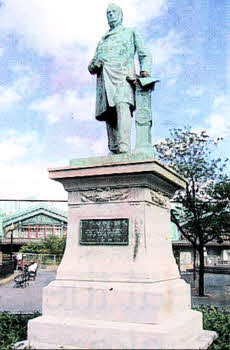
[80,188,130,203]
[151,190,170,209]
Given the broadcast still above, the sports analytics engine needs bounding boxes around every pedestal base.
[40,278,191,324]
[28,309,217,349]
[28,158,217,349]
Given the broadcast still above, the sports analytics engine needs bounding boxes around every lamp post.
[9,223,14,261]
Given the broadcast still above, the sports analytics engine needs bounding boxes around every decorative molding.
[22,214,62,226]
[151,190,170,209]
[80,188,130,203]
[70,204,82,209]
[129,202,141,207]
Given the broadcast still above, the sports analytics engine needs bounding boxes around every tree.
[20,235,66,256]
[154,126,230,296]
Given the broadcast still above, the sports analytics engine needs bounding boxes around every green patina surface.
[80,218,129,245]
[70,152,155,167]
[134,77,159,157]
[89,25,152,120]
[171,222,182,241]
[88,3,157,156]
[0,214,3,238]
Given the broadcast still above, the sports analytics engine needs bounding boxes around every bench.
[28,269,37,281]
[13,264,38,287]
[27,264,38,281]
[13,272,30,288]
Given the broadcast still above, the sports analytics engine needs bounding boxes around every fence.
[18,253,63,268]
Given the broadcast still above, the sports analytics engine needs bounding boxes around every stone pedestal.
[28,156,217,349]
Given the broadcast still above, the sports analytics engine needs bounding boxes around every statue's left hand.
[140,71,150,77]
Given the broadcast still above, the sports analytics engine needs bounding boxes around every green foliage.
[155,126,227,179]
[154,126,230,295]
[0,311,41,350]
[20,235,66,256]
[194,306,230,350]
[154,127,230,243]
[0,308,229,349]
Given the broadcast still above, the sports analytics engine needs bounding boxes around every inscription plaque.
[80,219,129,245]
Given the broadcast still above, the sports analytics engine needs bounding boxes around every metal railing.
[19,253,63,268]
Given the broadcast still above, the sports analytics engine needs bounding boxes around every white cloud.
[0,0,168,93]
[11,68,41,97]
[165,77,178,87]
[148,30,189,85]
[30,90,95,123]
[66,134,107,157]
[50,46,95,89]
[0,66,41,109]
[0,162,66,200]
[150,30,188,67]
[0,130,40,162]
[212,95,229,109]
[207,113,230,138]
[0,87,21,107]
[66,136,89,149]
[184,108,200,118]
[163,64,182,87]
[186,86,207,97]
[93,137,108,155]
[0,0,167,56]
[123,0,168,27]
[0,142,27,161]
[0,129,67,199]
[205,95,230,138]
[0,1,173,199]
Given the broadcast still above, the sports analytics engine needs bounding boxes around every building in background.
[0,202,67,255]
[171,222,230,271]
[1,199,229,269]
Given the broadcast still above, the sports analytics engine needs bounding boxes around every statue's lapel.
[103,25,124,39]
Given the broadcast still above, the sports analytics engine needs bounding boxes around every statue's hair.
[107,3,123,24]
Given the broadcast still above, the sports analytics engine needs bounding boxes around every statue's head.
[107,3,123,29]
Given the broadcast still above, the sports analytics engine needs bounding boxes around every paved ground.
[0,269,56,313]
[0,270,229,313]
[188,273,230,311]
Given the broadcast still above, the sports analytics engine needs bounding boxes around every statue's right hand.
[94,59,103,70]
[88,59,103,75]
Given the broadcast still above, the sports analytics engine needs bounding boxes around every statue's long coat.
[88,25,152,121]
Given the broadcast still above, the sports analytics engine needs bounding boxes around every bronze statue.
[88,3,152,155]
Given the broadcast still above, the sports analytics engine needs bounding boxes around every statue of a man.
[88,3,152,154]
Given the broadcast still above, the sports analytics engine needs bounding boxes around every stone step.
[28,310,216,349]
[174,330,218,350]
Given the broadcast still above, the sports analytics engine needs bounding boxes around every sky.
[0,0,229,200]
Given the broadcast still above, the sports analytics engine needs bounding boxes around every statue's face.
[107,6,119,27]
